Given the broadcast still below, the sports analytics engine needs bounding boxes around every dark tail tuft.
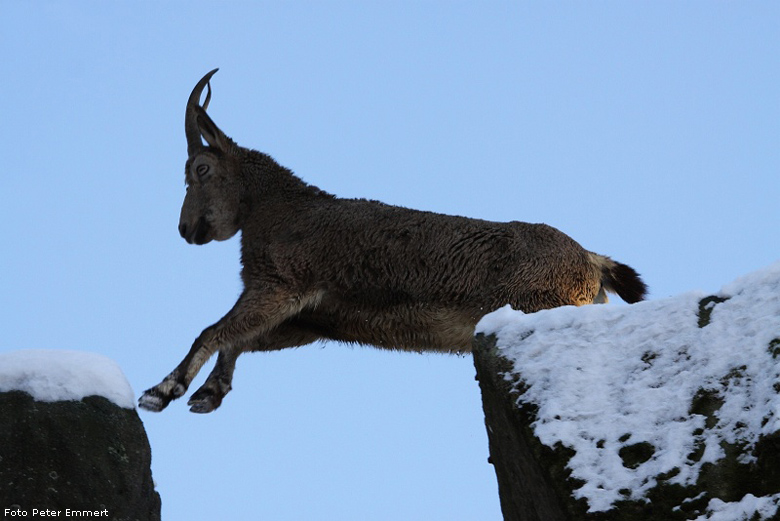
[603,261,648,304]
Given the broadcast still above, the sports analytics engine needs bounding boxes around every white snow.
[0,349,135,409]
[696,494,780,521]
[476,261,780,517]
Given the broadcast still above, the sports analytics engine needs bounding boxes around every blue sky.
[1,2,778,520]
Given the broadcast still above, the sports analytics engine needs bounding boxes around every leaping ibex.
[139,69,647,413]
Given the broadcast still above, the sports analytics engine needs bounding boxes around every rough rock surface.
[0,390,161,521]
[473,335,570,520]
[474,330,780,521]
[473,263,780,520]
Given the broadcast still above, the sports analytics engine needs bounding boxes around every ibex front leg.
[187,322,321,413]
[139,287,319,412]
[137,329,218,412]
[185,348,240,413]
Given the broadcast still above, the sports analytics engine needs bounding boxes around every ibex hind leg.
[138,335,218,412]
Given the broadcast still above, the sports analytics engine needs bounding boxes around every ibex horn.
[186,68,219,156]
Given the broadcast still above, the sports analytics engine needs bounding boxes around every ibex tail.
[590,253,648,304]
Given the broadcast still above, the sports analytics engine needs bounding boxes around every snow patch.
[0,349,135,409]
[695,494,780,521]
[477,261,780,514]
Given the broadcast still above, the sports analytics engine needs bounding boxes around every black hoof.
[188,388,223,414]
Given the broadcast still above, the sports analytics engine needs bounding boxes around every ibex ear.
[197,111,231,152]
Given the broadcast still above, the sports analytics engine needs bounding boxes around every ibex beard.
[139,69,647,414]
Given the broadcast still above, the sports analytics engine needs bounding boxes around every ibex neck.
[239,149,333,220]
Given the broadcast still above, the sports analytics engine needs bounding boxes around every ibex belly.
[296,303,478,354]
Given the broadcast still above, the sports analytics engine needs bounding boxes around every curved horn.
[186,68,219,156]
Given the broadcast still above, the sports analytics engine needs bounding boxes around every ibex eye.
[196,164,210,178]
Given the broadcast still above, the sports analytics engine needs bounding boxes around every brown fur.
[139,69,647,413]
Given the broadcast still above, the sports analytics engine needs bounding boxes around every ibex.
[139,69,647,413]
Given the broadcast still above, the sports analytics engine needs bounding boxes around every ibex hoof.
[138,390,170,412]
[187,388,223,413]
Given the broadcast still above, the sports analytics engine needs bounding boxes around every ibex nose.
[179,216,211,244]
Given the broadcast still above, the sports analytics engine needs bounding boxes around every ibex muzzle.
[139,69,647,414]
[178,216,210,245]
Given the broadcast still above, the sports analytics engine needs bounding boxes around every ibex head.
[179,68,243,245]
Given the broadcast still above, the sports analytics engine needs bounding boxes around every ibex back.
[139,69,647,413]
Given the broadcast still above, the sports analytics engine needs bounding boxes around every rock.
[473,336,571,520]
[0,390,161,521]
[473,262,780,520]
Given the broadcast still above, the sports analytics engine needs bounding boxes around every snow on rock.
[476,261,780,516]
[0,349,135,409]
[696,493,780,521]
